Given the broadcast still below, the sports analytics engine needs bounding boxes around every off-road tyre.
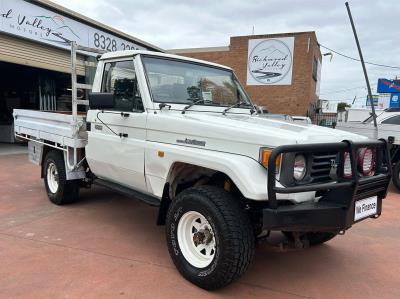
[392,161,400,192]
[43,150,79,205]
[166,185,254,290]
[283,231,337,246]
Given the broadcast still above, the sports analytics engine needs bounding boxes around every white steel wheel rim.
[177,211,216,268]
[47,162,59,193]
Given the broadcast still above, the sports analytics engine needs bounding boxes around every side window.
[312,57,318,81]
[101,60,143,112]
[382,115,400,125]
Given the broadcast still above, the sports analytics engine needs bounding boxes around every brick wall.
[172,32,321,116]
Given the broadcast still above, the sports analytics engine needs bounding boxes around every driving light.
[359,148,375,176]
[293,155,306,181]
[343,152,352,178]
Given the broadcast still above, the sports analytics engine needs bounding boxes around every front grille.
[355,175,389,200]
[310,152,338,183]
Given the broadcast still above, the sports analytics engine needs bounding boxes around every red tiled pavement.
[0,154,399,298]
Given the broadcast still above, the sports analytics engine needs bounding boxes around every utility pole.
[345,2,378,129]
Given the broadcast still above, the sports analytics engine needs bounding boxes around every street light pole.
[345,2,378,129]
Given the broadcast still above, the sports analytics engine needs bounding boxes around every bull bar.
[262,139,392,232]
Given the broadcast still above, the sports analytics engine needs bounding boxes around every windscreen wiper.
[222,101,252,115]
[181,98,204,114]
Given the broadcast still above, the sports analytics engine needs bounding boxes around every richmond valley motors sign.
[0,0,147,52]
[247,37,294,85]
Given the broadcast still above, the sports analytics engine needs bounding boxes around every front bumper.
[262,139,391,232]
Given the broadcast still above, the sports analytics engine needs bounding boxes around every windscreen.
[142,56,252,107]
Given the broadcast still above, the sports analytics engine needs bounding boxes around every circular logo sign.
[248,39,293,84]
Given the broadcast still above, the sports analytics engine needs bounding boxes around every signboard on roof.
[377,79,400,93]
[0,0,149,52]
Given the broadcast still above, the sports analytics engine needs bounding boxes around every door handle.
[119,133,128,138]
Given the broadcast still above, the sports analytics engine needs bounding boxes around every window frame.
[100,58,143,113]
[139,54,254,107]
[312,57,318,82]
[381,115,400,125]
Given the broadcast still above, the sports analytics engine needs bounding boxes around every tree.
[337,102,351,112]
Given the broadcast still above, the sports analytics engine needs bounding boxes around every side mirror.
[89,92,115,109]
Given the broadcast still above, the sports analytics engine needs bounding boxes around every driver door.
[86,59,147,192]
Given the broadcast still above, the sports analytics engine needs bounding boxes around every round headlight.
[293,155,306,181]
[343,152,352,178]
[360,148,375,176]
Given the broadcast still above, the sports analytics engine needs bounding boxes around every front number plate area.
[354,196,378,221]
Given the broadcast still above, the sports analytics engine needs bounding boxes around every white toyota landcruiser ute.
[14,48,392,290]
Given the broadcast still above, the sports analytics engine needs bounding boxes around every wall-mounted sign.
[366,94,390,109]
[390,94,400,108]
[0,0,150,52]
[377,78,400,93]
[320,100,338,113]
[365,95,379,107]
[247,37,294,86]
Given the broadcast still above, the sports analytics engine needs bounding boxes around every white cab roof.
[100,50,232,71]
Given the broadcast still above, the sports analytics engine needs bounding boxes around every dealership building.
[0,1,322,143]
[0,0,162,142]
[170,31,322,117]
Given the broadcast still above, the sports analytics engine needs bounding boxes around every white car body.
[13,49,391,289]
[363,110,400,124]
[15,50,370,203]
[85,51,369,203]
[336,109,400,145]
[338,108,385,123]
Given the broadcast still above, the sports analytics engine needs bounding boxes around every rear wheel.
[282,231,337,246]
[392,161,400,192]
[166,186,254,290]
[43,150,79,205]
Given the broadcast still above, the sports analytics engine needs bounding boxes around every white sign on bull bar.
[0,0,148,52]
[247,37,294,86]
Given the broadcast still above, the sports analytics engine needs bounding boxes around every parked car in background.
[337,108,385,123]
[337,108,400,190]
[319,118,336,128]
[256,105,269,114]
[361,108,400,124]
[258,113,294,122]
[292,116,312,125]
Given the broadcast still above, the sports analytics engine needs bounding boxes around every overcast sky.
[53,0,400,107]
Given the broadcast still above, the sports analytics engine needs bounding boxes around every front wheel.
[43,150,79,205]
[166,186,254,290]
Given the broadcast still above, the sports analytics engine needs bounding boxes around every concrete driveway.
[0,154,399,298]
